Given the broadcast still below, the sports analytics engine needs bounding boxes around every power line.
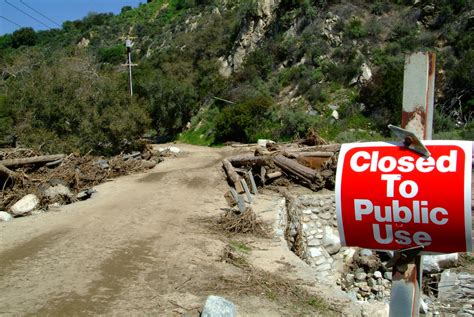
[4,0,51,29]
[0,15,22,28]
[19,0,61,27]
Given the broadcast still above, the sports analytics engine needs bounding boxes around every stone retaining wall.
[286,193,355,283]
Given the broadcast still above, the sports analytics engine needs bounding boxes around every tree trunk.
[273,155,317,183]
[228,154,270,167]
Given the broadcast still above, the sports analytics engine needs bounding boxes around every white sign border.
[335,140,473,254]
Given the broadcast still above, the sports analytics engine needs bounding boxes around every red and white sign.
[335,141,472,253]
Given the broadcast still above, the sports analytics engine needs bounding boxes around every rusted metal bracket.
[386,245,424,270]
[388,124,431,157]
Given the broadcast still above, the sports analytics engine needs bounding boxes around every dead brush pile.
[216,207,269,236]
[0,147,159,211]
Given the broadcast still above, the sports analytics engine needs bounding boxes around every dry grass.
[216,244,336,316]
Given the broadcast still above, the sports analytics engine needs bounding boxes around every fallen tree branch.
[1,154,66,168]
[0,164,17,180]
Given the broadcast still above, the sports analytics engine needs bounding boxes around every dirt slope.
[0,144,354,316]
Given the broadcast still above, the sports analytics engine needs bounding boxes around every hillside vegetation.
[0,0,472,154]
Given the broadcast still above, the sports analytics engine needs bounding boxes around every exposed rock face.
[219,0,280,77]
[321,14,342,47]
[77,37,90,48]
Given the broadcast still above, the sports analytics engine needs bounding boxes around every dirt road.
[0,144,231,314]
[0,144,355,316]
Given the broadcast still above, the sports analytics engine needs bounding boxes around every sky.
[0,0,143,35]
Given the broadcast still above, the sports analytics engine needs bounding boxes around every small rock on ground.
[0,211,13,222]
[10,194,40,216]
[201,295,236,317]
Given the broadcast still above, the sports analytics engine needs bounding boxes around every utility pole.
[121,36,137,97]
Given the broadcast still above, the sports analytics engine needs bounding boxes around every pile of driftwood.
[222,142,340,194]
[0,147,159,211]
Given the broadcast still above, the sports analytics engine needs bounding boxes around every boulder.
[168,146,181,154]
[201,295,236,317]
[44,184,73,199]
[96,159,110,169]
[360,63,372,82]
[158,146,181,154]
[0,211,13,222]
[10,194,40,216]
[77,188,97,201]
[257,139,275,147]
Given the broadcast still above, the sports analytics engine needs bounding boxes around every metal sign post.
[335,52,472,317]
[389,52,436,317]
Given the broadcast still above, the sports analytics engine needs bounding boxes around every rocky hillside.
[0,0,472,154]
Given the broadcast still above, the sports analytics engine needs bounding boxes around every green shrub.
[97,45,126,64]
[358,57,404,133]
[11,27,37,48]
[345,18,368,39]
[370,1,390,15]
[0,95,14,144]
[214,95,274,143]
[5,57,149,155]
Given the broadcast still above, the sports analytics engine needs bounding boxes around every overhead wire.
[4,0,51,29]
[0,15,22,28]
[19,0,61,27]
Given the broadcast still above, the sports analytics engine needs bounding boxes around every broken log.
[222,159,244,193]
[1,154,66,168]
[228,154,270,167]
[273,155,317,183]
